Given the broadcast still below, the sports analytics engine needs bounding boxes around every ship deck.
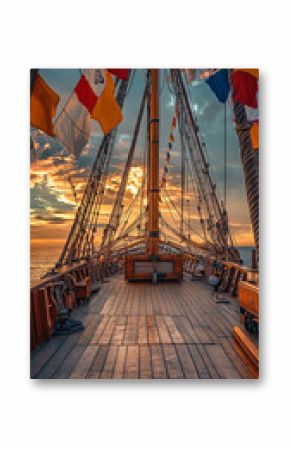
[31,273,256,379]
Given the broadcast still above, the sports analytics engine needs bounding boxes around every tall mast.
[147,69,159,256]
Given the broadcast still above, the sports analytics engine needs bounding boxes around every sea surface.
[30,242,254,286]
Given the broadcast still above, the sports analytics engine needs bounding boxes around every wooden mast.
[124,69,182,282]
[147,69,159,256]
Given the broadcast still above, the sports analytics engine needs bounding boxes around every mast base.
[124,254,183,282]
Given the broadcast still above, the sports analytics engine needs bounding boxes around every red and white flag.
[55,69,121,157]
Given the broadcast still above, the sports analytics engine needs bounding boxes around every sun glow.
[126,166,144,196]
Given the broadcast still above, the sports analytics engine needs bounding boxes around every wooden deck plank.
[131,285,139,316]
[173,316,200,344]
[220,337,254,379]
[151,344,167,379]
[32,274,253,379]
[139,284,146,316]
[37,332,82,379]
[100,346,118,379]
[188,345,210,379]
[196,345,220,379]
[139,345,152,379]
[156,316,172,344]
[162,344,183,379]
[77,314,103,346]
[90,316,110,344]
[175,344,199,379]
[98,316,117,344]
[113,346,127,378]
[87,345,110,379]
[70,345,99,379]
[123,316,138,345]
[111,316,127,345]
[124,345,139,379]
[138,315,148,345]
[146,315,160,344]
[52,344,87,379]
[31,336,66,378]
[163,316,185,343]
[205,344,241,379]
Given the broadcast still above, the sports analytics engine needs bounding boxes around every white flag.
[54,95,90,158]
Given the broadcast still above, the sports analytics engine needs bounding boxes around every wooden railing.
[183,253,256,297]
[30,259,121,351]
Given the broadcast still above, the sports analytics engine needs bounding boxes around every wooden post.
[148,69,159,256]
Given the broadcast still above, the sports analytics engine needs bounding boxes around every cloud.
[30,69,255,248]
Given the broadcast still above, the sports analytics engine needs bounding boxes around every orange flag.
[250,122,259,150]
[31,73,59,136]
[90,70,123,134]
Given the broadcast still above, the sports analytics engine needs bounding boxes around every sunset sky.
[30,69,254,261]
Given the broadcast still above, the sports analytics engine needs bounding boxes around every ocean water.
[30,241,255,286]
[238,246,254,268]
[30,241,63,285]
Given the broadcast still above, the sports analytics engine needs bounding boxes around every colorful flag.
[250,122,259,150]
[74,74,98,113]
[30,72,59,136]
[231,70,258,108]
[205,69,230,103]
[54,76,92,158]
[82,69,106,98]
[236,69,259,80]
[108,69,129,80]
[90,70,123,134]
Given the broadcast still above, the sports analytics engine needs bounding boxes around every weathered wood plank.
[31,336,67,378]
[98,316,117,344]
[87,345,110,379]
[111,316,127,345]
[146,315,160,344]
[196,345,220,379]
[100,346,118,379]
[156,316,172,344]
[151,344,167,379]
[113,346,127,379]
[52,344,87,379]
[205,344,241,379]
[163,316,184,344]
[70,345,99,379]
[37,332,82,379]
[124,345,139,379]
[90,316,110,344]
[188,344,210,379]
[139,345,152,379]
[220,337,253,379]
[138,315,148,345]
[162,344,183,379]
[175,344,199,379]
[123,316,138,345]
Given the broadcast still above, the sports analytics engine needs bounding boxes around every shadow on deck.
[31,274,255,379]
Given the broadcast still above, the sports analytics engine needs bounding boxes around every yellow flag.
[31,73,59,136]
[250,122,259,150]
[90,70,123,134]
